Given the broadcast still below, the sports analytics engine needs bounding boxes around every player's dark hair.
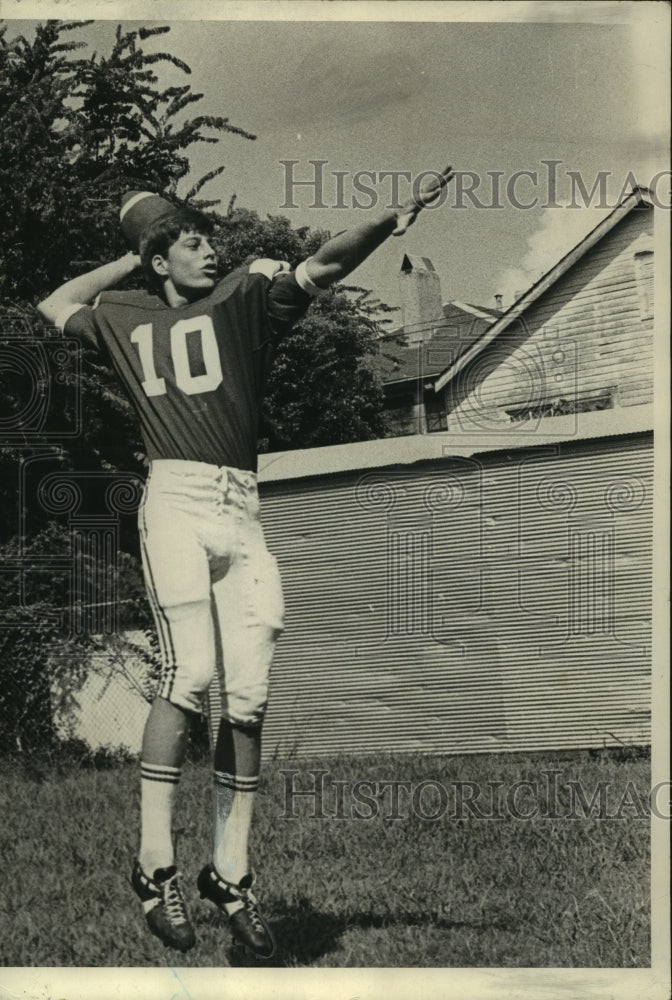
[140,207,215,289]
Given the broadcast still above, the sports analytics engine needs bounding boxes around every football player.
[37,166,454,957]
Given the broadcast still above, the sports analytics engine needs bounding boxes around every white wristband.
[295,259,322,297]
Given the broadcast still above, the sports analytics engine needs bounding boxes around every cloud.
[288,48,421,127]
[492,200,617,309]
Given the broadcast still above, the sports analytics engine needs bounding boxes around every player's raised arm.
[37,252,141,329]
[302,165,454,290]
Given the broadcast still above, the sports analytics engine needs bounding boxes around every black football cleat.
[197,864,275,959]
[131,860,196,952]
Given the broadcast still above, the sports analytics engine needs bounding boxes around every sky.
[4,2,670,313]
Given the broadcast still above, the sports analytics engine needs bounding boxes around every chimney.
[399,254,443,346]
[494,293,503,310]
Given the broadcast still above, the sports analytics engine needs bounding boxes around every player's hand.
[248,258,291,280]
[123,251,142,272]
[392,165,454,236]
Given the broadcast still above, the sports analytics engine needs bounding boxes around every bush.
[0,522,158,755]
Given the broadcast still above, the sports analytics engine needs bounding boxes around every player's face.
[157,229,218,301]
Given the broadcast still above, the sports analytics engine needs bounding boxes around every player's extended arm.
[37,252,141,328]
[304,166,454,289]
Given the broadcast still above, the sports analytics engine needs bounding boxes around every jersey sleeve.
[60,303,100,350]
[265,261,321,340]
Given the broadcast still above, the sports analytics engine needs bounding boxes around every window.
[384,404,417,437]
[425,390,447,432]
[506,391,615,423]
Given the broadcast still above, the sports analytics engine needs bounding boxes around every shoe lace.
[239,885,265,933]
[162,874,189,926]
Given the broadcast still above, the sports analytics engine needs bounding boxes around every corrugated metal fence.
[258,431,652,759]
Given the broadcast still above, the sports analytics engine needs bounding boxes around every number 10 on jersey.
[131,317,223,397]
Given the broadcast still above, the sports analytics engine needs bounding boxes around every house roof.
[447,300,502,320]
[373,300,501,387]
[434,186,654,392]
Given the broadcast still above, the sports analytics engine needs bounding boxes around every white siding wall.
[446,209,654,428]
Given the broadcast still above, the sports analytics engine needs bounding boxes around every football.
[120,191,177,253]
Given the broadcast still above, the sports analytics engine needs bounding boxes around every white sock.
[139,761,181,874]
[212,770,259,884]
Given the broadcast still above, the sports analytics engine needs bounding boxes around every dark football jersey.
[65,267,312,471]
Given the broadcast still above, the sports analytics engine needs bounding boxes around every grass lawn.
[0,746,650,968]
